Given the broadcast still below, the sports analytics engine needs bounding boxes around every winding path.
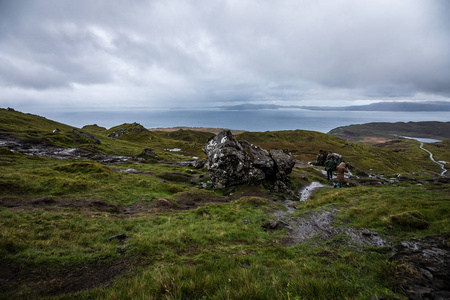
[420,142,447,176]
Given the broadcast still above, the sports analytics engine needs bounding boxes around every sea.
[45,109,449,134]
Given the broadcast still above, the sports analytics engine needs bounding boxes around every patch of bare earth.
[0,197,121,213]
[277,208,390,248]
[362,136,390,144]
[0,257,136,299]
[0,194,231,216]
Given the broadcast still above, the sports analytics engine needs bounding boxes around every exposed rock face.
[203,130,250,189]
[139,148,158,158]
[203,130,295,190]
[70,129,101,144]
[270,149,295,180]
[107,123,145,139]
[107,129,127,139]
[241,141,274,175]
[390,236,450,300]
[316,150,342,166]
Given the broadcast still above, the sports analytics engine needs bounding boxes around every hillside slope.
[328,121,450,142]
[0,109,449,299]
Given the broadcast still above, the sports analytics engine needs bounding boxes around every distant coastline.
[218,101,450,112]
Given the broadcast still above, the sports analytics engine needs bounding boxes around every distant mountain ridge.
[148,126,246,135]
[303,101,450,111]
[218,101,450,111]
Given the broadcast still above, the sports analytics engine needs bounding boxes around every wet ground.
[274,205,391,248]
[392,236,450,300]
[272,191,450,300]
[0,133,142,164]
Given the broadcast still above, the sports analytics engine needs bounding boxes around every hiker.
[324,157,338,183]
[335,161,349,188]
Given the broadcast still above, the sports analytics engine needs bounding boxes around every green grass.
[1,108,449,299]
[297,184,450,240]
[0,196,403,299]
[2,179,448,298]
[0,156,196,204]
[236,130,434,176]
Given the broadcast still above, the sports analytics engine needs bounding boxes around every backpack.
[325,159,338,171]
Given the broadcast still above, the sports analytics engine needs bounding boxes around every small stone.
[419,268,433,281]
[109,233,127,241]
[261,220,278,230]
[156,199,174,207]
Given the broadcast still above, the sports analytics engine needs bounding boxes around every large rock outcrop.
[316,150,342,166]
[107,123,145,139]
[203,130,295,190]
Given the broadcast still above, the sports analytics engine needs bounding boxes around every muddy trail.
[273,183,390,248]
[271,187,450,300]
[0,193,231,216]
[0,133,142,164]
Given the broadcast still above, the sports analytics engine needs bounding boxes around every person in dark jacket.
[324,158,338,183]
[334,161,349,188]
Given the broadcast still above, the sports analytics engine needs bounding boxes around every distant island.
[218,101,450,111]
[328,121,450,142]
[148,126,246,135]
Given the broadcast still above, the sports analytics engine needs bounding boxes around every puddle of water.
[398,135,442,143]
[299,182,325,201]
[273,200,297,219]
[54,148,78,156]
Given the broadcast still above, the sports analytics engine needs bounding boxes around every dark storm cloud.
[0,0,449,110]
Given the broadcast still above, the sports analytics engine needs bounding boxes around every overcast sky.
[1,0,450,114]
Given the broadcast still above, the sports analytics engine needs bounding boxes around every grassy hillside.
[328,121,450,142]
[236,130,444,176]
[1,109,449,299]
[149,126,246,135]
[0,108,75,134]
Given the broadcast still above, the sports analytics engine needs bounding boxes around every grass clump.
[159,172,193,183]
[54,162,112,174]
[175,189,223,203]
[0,147,15,155]
[390,211,429,229]
[235,196,275,210]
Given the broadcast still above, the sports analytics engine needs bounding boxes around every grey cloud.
[0,0,449,107]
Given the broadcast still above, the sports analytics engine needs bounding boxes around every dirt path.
[420,142,448,176]
[275,205,390,248]
[272,188,450,299]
